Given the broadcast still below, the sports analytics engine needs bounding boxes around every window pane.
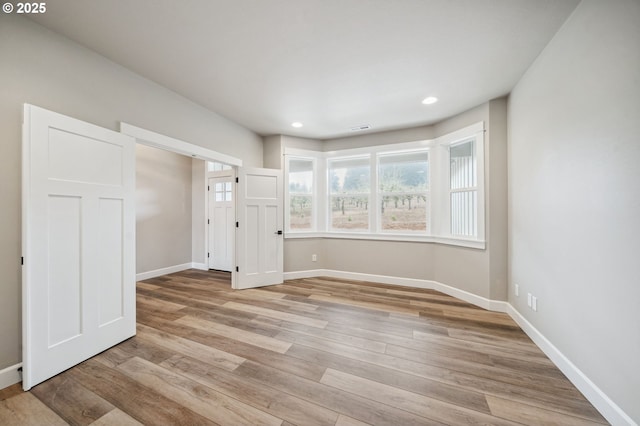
[330,195,369,230]
[450,140,476,189]
[381,195,427,231]
[329,157,370,194]
[289,159,313,194]
[378,151,428,232]
[208,161,232,171]
[451,190,477,237]
[290,195,312,229]
[379,151,429,191]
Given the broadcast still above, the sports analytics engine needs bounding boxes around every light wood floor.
[0,270,607,425]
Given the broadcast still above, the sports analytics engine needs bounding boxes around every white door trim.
[119,123,242,166]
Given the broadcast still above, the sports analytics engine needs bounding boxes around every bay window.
[284,122,484,248]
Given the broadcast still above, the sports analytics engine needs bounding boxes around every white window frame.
[284,152,318,233]
[327,154,372,233]
[282,122,485,249]
[434,122,485,244]
[376,149,431,235]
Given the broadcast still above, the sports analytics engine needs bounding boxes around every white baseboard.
[284,269,509,313]
[136,262,194,281]
[284,268,632,425]
[283,269,329,280]
[0,363,22,390]
[507,306,635,426]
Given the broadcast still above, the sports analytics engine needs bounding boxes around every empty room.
[0,0,638,425]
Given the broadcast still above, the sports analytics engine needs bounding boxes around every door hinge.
[236,221,239,228]
[207,252,210,258]
[236,266,239,272]
[21,257,24,265]
[207,219,210,224]
[235,177,239,183]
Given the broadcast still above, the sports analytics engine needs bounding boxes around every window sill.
[284,232,486,250]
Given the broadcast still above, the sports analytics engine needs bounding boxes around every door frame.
[120,123,242,167]
[120,123,244,284]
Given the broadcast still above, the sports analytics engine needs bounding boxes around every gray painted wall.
[263,135,283,169]
[136,145,192,273]
[264,135,324,170]
[508,0,640,421]
[191,159,208,266]
[0,15,262,372]
[324,124,435,151]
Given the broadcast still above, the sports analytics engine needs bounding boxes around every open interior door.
[22,105,136,390]
[235,167,283,289]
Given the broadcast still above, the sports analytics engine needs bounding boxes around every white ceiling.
[29,0,580,139]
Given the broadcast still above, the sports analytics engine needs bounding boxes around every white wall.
[508,0,640,422]
[0,15,262,375]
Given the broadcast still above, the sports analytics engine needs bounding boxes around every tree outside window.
[378,151,429,232]
[328,157,370,231]
[288,158,314,230]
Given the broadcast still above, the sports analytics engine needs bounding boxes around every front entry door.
[235,167,283,289]
[22,105,136,390]
[208,176,234,272]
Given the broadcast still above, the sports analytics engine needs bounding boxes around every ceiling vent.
[349,124,371,132]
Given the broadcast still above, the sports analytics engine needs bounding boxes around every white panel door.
[208,176,234,272]
[235,167,283,289]
[22,105,136,390]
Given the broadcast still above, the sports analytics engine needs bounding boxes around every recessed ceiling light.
[422,96,438,105]
[291,122,303,128]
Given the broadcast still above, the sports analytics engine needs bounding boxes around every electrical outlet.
[514,284,519,297]
[312,254,317,262]
[527,293,532,308]
[532,296,538,312]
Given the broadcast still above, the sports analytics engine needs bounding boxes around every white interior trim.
[0,363,22,390]
[507,306,636,426]
[435,121,485,146]
[120,122,242,166]
[136,263,193,281]
[284,269,506,312]
[284,268,631,425]
[284,232,485,249]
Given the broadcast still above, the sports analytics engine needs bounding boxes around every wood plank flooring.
[0,269,608,425]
